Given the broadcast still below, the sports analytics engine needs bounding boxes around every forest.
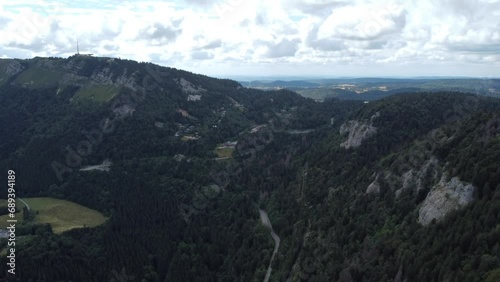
[0,56,499,281]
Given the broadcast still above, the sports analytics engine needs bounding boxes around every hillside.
[0,57,499,281]
[267,93,500,281]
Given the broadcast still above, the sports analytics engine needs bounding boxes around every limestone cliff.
[418,175,475,226]
[339,112,380,149]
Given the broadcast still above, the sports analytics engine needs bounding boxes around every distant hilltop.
[240,77,500,101]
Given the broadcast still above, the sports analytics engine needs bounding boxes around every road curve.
[18,198,31,212]
[259,209,280,282]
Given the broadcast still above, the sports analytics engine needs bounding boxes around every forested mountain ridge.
[0,56,317,201]
[267,93,500,281]
[0,57,499,281]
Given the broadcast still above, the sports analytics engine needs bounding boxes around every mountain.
[240,80,321,89]
[272,93,500,281]
[0,56,499,282]
[239,78,500,102]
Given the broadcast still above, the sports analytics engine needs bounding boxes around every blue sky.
[0,0,499,79]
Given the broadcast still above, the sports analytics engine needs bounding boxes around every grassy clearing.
[181,135,200,141]
[0,198,107,234]
[0,215,24,228]
[14,68,63,87]
[215,146,235,158]
[74,85,118,102]
[0,199,25,228]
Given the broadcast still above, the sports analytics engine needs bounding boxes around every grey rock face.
[178,77,206,94]
[5,61,24,75]
[418,175,475,226]
[340,121,377,148]
[366,180,381,194]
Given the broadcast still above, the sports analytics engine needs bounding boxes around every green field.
[14,67,63,88]
[74,85,119,102]
[0,197,107,234]
[181,134,200,141]
[215,146,235,159]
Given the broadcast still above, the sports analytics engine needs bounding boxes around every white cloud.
[317,2,406,41]
[265,38,301,58]
[0,0,498,77]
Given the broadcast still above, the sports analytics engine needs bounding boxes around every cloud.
[0,16,10,26]
[191,51,213,60]
[446,43,500,54]
[137,22,182,45]
[180,0,225,8]
[317,3,407,41]
[200,40,222,50]
[102,43,119,52]
[363,40,387,50]
[306,25,346,51]
[265,38,301,58]
[0,0,498,77]
[287,0,350,17]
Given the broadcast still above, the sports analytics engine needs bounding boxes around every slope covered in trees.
[0,57,499,281]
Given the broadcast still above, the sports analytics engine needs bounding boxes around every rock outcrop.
[366,174,381,194]
[374,139,475,226]
[340,112,379,149]
[187,94,202,101]
[418,175,475,226]
[366,181,381,194]
[393,156,441,198]
[178,77,206,94]
[5,61,24,75]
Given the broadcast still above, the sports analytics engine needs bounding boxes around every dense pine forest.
[0,57,499,281]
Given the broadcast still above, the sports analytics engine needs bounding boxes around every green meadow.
[0,197,107,234]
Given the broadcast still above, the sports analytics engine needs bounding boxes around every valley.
[241,78,500,101]
[1,0,500,280]
[0,56,499,281]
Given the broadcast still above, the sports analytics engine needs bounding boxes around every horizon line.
[1,56,498,81]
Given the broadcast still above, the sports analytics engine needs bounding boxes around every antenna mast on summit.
[77,40,80,55]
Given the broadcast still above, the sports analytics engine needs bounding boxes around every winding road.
[259,209,280,282]
[18,198,30,212]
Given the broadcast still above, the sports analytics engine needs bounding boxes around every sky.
[0,0,499,79]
